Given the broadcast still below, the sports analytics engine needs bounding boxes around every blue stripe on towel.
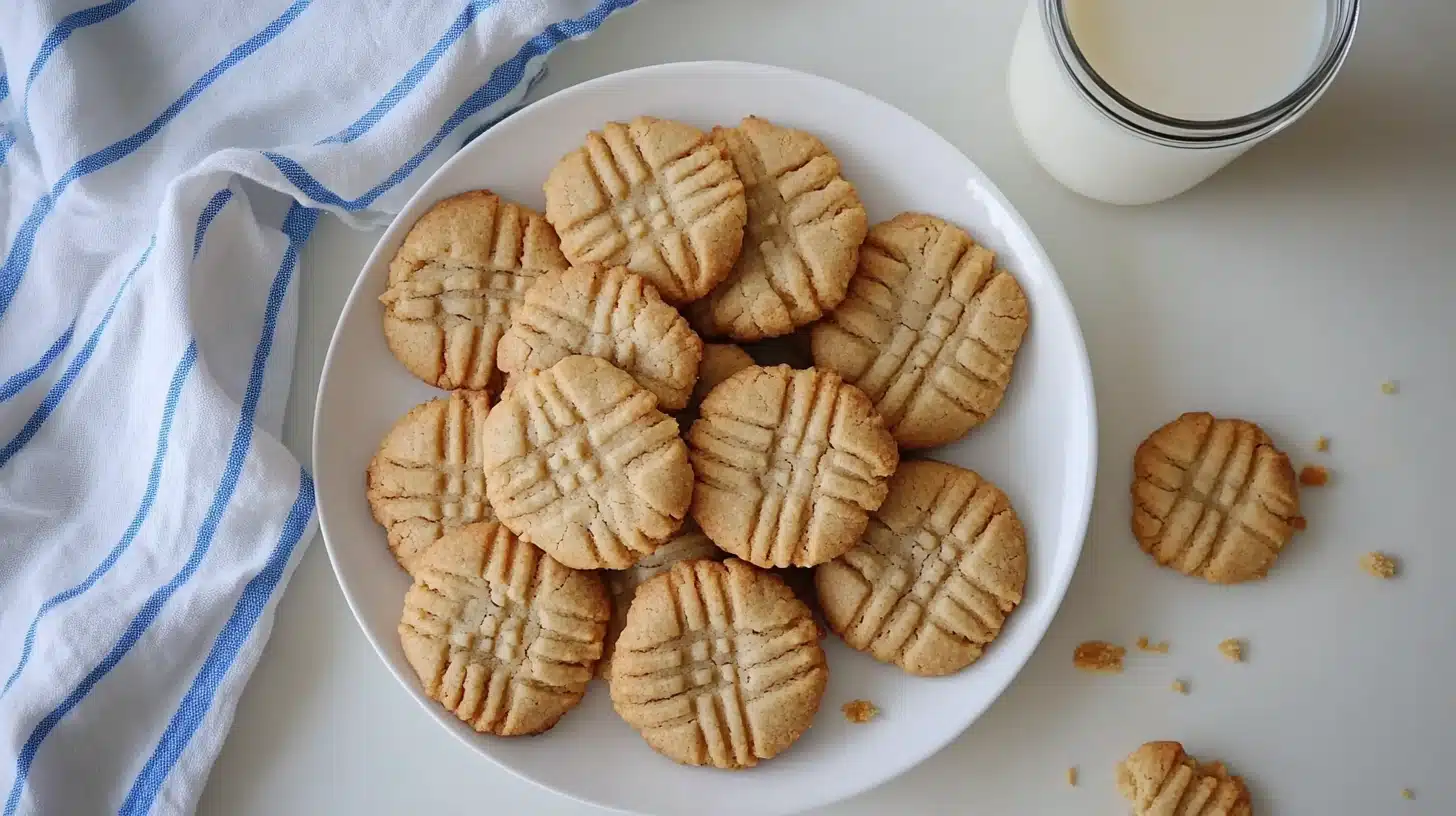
[2,203,319,816]
[319,0,499,145]
[267,0,638,211]
[0,187,232,696]
[0,324,75,404]
[119,468,315,815]
[19,2,142,121]
[0,238,155,470]
[0,0,314,321]
[0,187,231,406]
[0,342,197,699]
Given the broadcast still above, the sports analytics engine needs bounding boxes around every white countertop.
[198,1,1456,813]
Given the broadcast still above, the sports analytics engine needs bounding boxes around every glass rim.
[1041,0,1360,149]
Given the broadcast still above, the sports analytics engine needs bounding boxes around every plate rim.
[313,59,1098,815]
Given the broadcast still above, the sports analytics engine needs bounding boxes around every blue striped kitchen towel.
[0,1,637,812]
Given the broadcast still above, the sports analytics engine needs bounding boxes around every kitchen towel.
[0,1,636,812]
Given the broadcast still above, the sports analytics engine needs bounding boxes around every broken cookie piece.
[1074,641,1126,673]
[842,699,879,724]
[1361,551,1398,579]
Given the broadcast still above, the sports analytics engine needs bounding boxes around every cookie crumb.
[1401,788,1414,800]
[1299,465,1329,486]
[1292,515,1308,531]
[1170,679,1188,694]
[1382,380,1399,395]
[841,700,879,724]
[1135,635,1170,653]
[1218,638,1245,662]
[1315,435,1330,452]
[1066,767,1078,787]
[1361,551,1398,579]
[1073,641,1126,673]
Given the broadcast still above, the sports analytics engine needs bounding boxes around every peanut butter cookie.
[399,522,608,736]
[482,356,693,570]
[610,559,827,769]
[815,461,1027,676]
[381,191,567,391]
[1117,741,1253,815]
[497,264,702,410]
[811,213,1029,449]
[688,365,898,568]
[366,391,493,574]
[544,116,746,305]
[691,116,868,340]
[1132,412,1300,584]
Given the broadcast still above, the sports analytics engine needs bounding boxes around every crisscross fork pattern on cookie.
[1132,414,1299,583]
[690,367,894,567]
[400,525,605,735]
[489,363,685,568]
[367,392,493,571]
[823,465,1024,675]
[692,118,867,339]
[548,118,745,304]
[383,194,563,390]
[813,215,1028,448]
[501,264,700,410]
[611,561,824,768]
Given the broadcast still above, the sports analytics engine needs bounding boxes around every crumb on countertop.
[1066,767,1077,787]
[1382,380,1399,395]
[1170,679,1188,694]
[1135,635,1170,653]
[1361,551,1398,579]
[1219,638,1245,662]
[1292,515,1308,531]
[1073,641,1126,673]
[1402,788,1415,800]
[842,699,879,724]
[1315,435,1330,452]
[1299,465,1330,486]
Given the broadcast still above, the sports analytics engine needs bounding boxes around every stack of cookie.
[365,113,1033,770]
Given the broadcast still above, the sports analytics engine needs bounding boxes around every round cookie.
[1132,412,1300,584]
[497,264,703,411]
[610,559,827,769]
[381,191,568,391]
[811,213,1029,449]
[398,521,608,736]
[815,461,1027,676]
[543,116,747,305]
[691,116,869,341]
[481,355,693,570]
[687,365,898,568]
[598,520,725,679]
[366,391,493,575]
[1117,741,1253,816]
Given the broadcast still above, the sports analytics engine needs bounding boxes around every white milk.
[1008,0,1334,205]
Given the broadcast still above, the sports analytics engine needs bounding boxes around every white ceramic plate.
[314,61,1096,816]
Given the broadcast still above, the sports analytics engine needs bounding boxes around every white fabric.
[0,1,637,812]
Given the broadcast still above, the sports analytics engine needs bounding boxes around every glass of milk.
[1008,0,1359,205]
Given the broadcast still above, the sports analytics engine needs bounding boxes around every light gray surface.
[199,0,1456,813]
